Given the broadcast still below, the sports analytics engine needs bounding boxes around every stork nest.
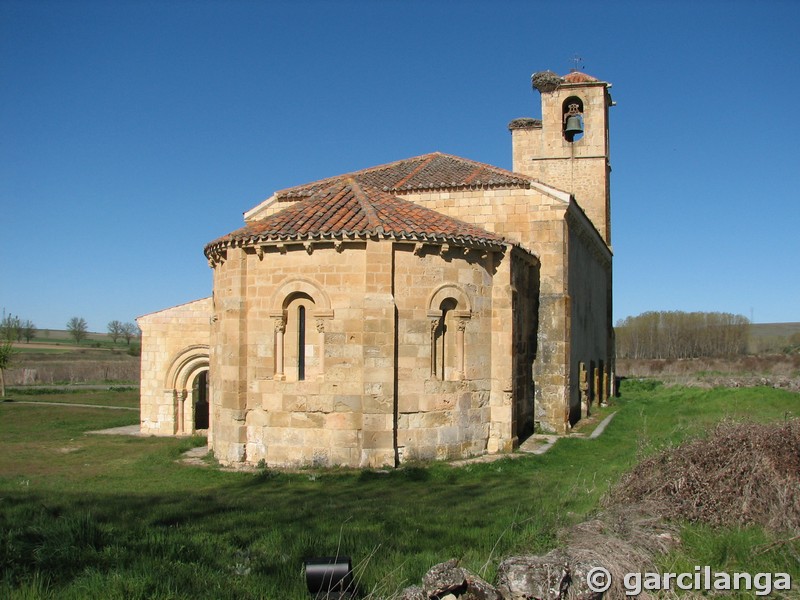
[531,70,563,93]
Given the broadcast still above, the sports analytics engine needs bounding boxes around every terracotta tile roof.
[205,176,506,254]
[273,152,533,202]
[562,71,600,84]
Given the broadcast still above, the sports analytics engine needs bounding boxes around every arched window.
[270,278,333,382]
[282,293,316,382]
[427,284,472,382]
[297,305,306,381]
[433,298,458,380]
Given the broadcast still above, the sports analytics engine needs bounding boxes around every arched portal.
[165,345,210,435]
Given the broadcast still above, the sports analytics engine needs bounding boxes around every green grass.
[0,384,797,599]
[11,346,76,355]
[13,327,139,354]
[3,388,140,408]
[656,524,800,599]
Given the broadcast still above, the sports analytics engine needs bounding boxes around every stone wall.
[208,239,525,468]
[137,297,211,435]
[566,205,613,424]
[394,244,499,462]
[510,79,612,244]
[401,186,575,433]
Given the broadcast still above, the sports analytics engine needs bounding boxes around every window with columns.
[428,290,471,382]
[271,290,330,382]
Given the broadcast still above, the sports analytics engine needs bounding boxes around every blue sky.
[1,0,798,332]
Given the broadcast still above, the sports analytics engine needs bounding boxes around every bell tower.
[510,70,614,245]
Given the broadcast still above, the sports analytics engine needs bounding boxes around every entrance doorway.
[192,370,209,430]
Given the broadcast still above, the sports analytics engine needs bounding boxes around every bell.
[564,115,583,136]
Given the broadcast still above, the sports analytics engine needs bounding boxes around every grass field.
[11,328,138,355]
[2,388,140,407]
[0,384,798,599]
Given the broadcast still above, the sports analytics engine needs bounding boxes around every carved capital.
[274,318,286,334]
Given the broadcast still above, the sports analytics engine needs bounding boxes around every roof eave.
[204,231,507,259]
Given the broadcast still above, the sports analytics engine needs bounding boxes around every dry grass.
[616,355,800,392]
[563,507,679,600]
[5,357,139,385]
[553,419,800,599]
[608,419,800,534]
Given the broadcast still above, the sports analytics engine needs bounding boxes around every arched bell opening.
[562,96,584,142]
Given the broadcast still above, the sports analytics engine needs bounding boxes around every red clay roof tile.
[205,176,506,254]
[272,152,533,201]
[562,71,599,84]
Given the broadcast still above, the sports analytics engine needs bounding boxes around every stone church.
[137,70,615,468]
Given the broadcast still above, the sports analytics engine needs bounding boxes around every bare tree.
[121,322,140,345]
[616,311,750,359]
[107,320,124,343]
[67,317,89,345]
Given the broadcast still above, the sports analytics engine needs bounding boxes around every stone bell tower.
[510,70,614,245]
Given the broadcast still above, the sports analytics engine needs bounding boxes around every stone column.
[579,362,589,418]
[593,366,601,408]
[489,253,515,453]
[177,389,188,434]
[456,317,469,380]
[274,317,286,381]
[316,318,325,377]
[173,389,181,434]
[360,240,397,468]
[429,318,440,378]
[211,246,249,464]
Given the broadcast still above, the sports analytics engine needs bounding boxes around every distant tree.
[20,320,36,343]
[107,320,124,343]
[0,338,14,397]
[616,310,750,359]
[121,322,140,345]
[66,317,89,345]
[0,314,21,341]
